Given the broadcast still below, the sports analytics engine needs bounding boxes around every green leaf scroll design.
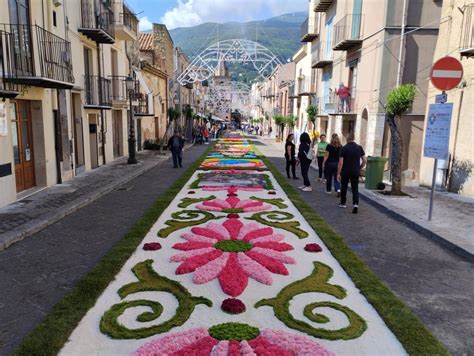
[178,196,216,208]
[249,196,288,209]
[255,261,367,340]
[246,211,308,239]
[100,260,212,339]
[157,210,220,238]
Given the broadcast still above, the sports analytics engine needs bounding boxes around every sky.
[125,0,307,31]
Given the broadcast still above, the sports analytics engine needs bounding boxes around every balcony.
[297,77,315,96]
[300,17,319,43]
[314,0,335,12]
[0,30,18,98]
[134,93,153,116]
[84,75,112,109]
[114,5,138,41]
[109,75,129,108]
[460,4,474,57]
[311,41,333,68]
[314,94,336,115]
[79,0,115,44]
[320,90,358,115]
[0,24,74,89]
[333,14,364,51]
[288,82,298,98]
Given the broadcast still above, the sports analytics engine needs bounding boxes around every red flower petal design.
[176,250,223,274]
[225,196,240,207]
[247,335,292,355]
[191,226,226,240]
[242,227,273,242]
[172,336,218,355]
[223,219,244,239]
[228,340,240,356]
[245,251,289,275]
[173,241,214,251]
[218,253,248,296]
[253,241,294,252]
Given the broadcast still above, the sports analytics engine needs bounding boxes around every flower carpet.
[59,133,407,355]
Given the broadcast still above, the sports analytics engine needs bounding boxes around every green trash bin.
[365,156,388,190]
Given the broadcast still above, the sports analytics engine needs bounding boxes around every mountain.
[169,12,306,83]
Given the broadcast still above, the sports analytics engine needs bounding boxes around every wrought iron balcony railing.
[460,4,474,57]
[333,14,364,51]
[297,77,315,96]
[288,82,298,98]
[0,29,18,98]
[84,75,112,108]
[300,16,319,42]
[109,75,128,102]
[311,41,333,68]
[79,0,115,44]
[115,4,138,40]
[134,94,153,116]
[315,90,358,115]
[0,24,74,89]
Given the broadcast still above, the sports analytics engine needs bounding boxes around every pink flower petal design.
[243,205,271,212]
[242,227,274,242]
[252,247,296,264]
[228,340,241,356]
[182,232,218,245]
[132,328,209,355]
[172,336,218,355]
[239,340,256,356]
[210,340,229,356]
[192,223,228,240]
[245,250,290,275]
[170,247,216,262]
[203,199,231,209]
[205,222,232,240]
[237,252,273,285]
[235,200,263,209]
[252,241,294,252]
[173,241,214,251]
[236,222,262,240]
[176,250,223,274]
[247,335,292,355]
[218,253,248,296]
[196,204,223,212]
[251,234,285,244]
[260,329,335,356]
[193,252,229,284]
[225,196,240,207]
[223,219,244,240]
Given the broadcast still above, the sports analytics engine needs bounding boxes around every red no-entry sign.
[430,56,463,91]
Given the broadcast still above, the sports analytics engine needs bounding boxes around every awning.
[211,115,225,122]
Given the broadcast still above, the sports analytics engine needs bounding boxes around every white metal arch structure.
[177,39,282,85]
[207,81,251,115]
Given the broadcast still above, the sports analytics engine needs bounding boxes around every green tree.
[273,114,286,139]
[385,84,417,195]
[285,115,296,130]
[306,104,318,137]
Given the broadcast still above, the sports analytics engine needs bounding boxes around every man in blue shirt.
[167,130,185,168]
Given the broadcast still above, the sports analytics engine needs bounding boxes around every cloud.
[139,16,153,31]
[160,0,307,29]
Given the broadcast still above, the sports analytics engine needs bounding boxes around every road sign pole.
[428,158,438,221]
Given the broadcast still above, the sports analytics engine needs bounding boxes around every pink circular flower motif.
[171,218,296,296]
[304,243,322,253]
[132,326,334,356]
[143,242,162,251]
[197,196,271,213]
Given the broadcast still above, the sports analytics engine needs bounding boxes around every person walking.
[167,130,185,168]
[297,132,313,192]
[315,134,328,182]
[323,134,342,195]
[284,134,299,180]
[337,132,367,213]
[203,126,209,144]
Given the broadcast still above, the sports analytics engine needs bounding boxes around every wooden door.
[10,100,35,192]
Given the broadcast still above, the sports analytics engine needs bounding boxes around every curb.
[0,146,193,251]
[309,165,474,263]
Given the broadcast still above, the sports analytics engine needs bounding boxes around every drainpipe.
[396,0,408,87]
[97,42,106,165]
[447,83,465,191]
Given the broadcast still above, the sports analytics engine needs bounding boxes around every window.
[53,11,57,27]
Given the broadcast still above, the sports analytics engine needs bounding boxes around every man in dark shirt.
[337,132,367,213]
[167,130,185,168]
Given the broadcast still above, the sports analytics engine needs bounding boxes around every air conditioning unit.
[53,0,62,7]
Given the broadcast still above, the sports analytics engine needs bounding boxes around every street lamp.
[125,76,137,164]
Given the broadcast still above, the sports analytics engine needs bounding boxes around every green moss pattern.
[255,261,367,340]
[158,210,220,238]
[100,260,212,339]
[208,322,260,341]
[247,211,308,239]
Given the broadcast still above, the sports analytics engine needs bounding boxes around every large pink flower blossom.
[196,196,271,213]
[171,218,295,296]
[132,326,334,356]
